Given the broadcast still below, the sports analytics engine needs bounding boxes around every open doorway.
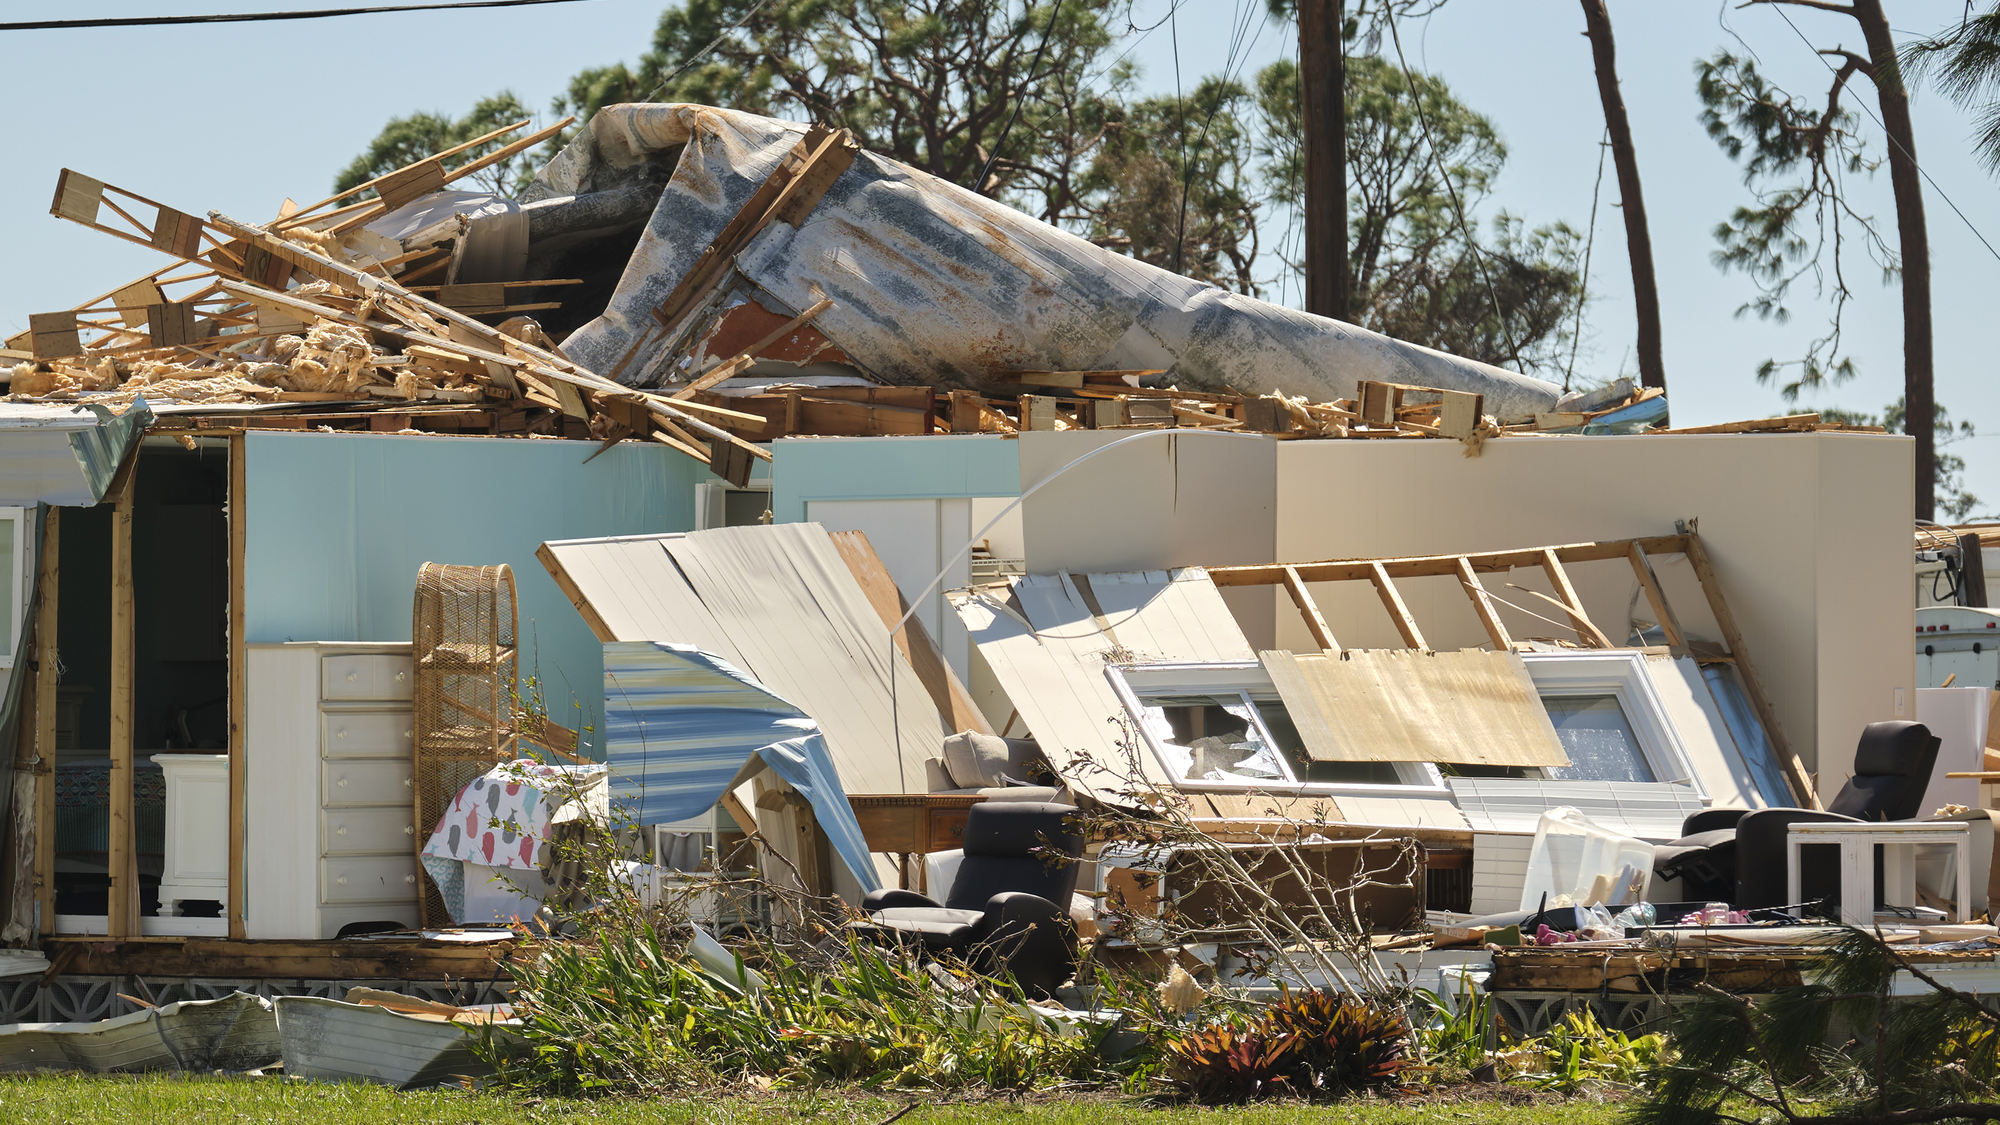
[52,438,229,926]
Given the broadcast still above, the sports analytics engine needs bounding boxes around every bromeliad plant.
[1163,989,1410,1103]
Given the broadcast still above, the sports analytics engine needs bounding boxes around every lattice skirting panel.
[1486,990,1677,1041]
[0,976,513,1024]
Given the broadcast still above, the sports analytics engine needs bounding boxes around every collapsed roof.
[532,105,1581,423]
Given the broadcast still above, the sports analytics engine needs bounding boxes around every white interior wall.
[806,498,974,684]
[969,497,1025,560]
[1017,431,1279,649]
[1015,430,1913,792]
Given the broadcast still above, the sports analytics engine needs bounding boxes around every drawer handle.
[403,778,413,788]
[345,672,357,683]
[336,825,347,836]
[404,874,416,884]
[336,875,348,886]
[336,729,346,740]
[394,671,407,683]
[403,825,414,835]
[337,777,348,788]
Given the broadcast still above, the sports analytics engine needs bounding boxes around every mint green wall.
[244,432,704,751]
[770,435,1020,522]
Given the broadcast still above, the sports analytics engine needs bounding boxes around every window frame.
[1518,650,1704,799]
[0,506,26,670]
[1105,661,1449,798]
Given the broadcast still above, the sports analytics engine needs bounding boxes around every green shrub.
[482,922,1117,1095]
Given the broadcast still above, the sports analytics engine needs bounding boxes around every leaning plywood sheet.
[952,568,1255,798]
[539,523,941,794]
[534,104,1578,422]
[1261,649,1570,767]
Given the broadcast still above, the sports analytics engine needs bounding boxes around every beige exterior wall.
[1017,429,1913,791]
[1018,431,1280,648]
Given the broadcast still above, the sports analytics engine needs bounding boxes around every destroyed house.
[0,100,1930,1018]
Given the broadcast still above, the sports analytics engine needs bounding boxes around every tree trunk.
[1579,0,1666,395]
[1853,0,1935,521]
[1300,0,1349,320]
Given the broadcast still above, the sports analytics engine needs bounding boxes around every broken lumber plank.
[1282,566,1339,653]
[1438,391,1484,440]
[675,298,835,400]
[1537,549,1613,648]
[1626,541,1686,650]
[1019,395,1064,431]
[275,119,532,228]
[1649,414,1820,435]
[1456,556,1513,650]
[1368,562,1427,650]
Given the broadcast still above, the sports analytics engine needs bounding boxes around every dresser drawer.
[321,760,413,807]
[322,655,413,702]
[322,805,418,856]
[320,855,419,905]
[322,710,414,760]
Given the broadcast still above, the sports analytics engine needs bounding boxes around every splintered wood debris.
[3,116,1885,468]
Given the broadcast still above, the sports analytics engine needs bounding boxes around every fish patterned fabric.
[421,759,606,872]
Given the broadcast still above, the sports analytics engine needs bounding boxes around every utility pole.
[1579,0,1665,393]
[1299,0,1348,320]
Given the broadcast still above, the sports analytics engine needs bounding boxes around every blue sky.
[3,0,1996,508]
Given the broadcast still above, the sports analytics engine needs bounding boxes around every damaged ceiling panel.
[951,568,1256,799]
[536,105,1580,422]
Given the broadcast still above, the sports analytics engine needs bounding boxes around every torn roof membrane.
[540,104,1580,423]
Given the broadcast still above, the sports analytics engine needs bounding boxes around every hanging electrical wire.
[0,0,590,32]
[1564,128,1611,392]
[1769,4,2000,269]
[974,0,1068,196]
[1385,14,1522,366]
[640,0,783,103]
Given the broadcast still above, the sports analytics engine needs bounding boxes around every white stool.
[1787,820,1973,925]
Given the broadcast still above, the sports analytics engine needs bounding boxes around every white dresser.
[246,642,421,939]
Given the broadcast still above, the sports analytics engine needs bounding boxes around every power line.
[0,0,592,32]
[1768,3,2000,268]
[975,0,1068,196]
[641,0,781,103]
[1173,0,1267,281]
[1565,129,1611,393]
[1385,15,1522,366]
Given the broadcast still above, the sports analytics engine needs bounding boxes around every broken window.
[1540,694,1655,783]
[1133,691,1293,785]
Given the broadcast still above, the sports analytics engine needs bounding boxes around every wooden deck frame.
[1207,533,1818,809]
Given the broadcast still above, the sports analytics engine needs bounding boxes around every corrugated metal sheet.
[539,523,943,795]
[601,641,878,890]
[538,105,1577,422]
[0,991,277,1074]
[951,568,1252,797]
[0,400,153,507]
[274,996,502,1089]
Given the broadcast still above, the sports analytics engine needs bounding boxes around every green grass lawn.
[0,1075,1624,1125]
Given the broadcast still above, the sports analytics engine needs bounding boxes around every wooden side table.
[848,794,985,890]
[1787,820,1972,925]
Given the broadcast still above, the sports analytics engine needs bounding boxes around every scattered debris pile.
[1,110,1893,470]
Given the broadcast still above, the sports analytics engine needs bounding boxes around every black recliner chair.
[1654,720,1942,910]
[858,801,1083,997]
